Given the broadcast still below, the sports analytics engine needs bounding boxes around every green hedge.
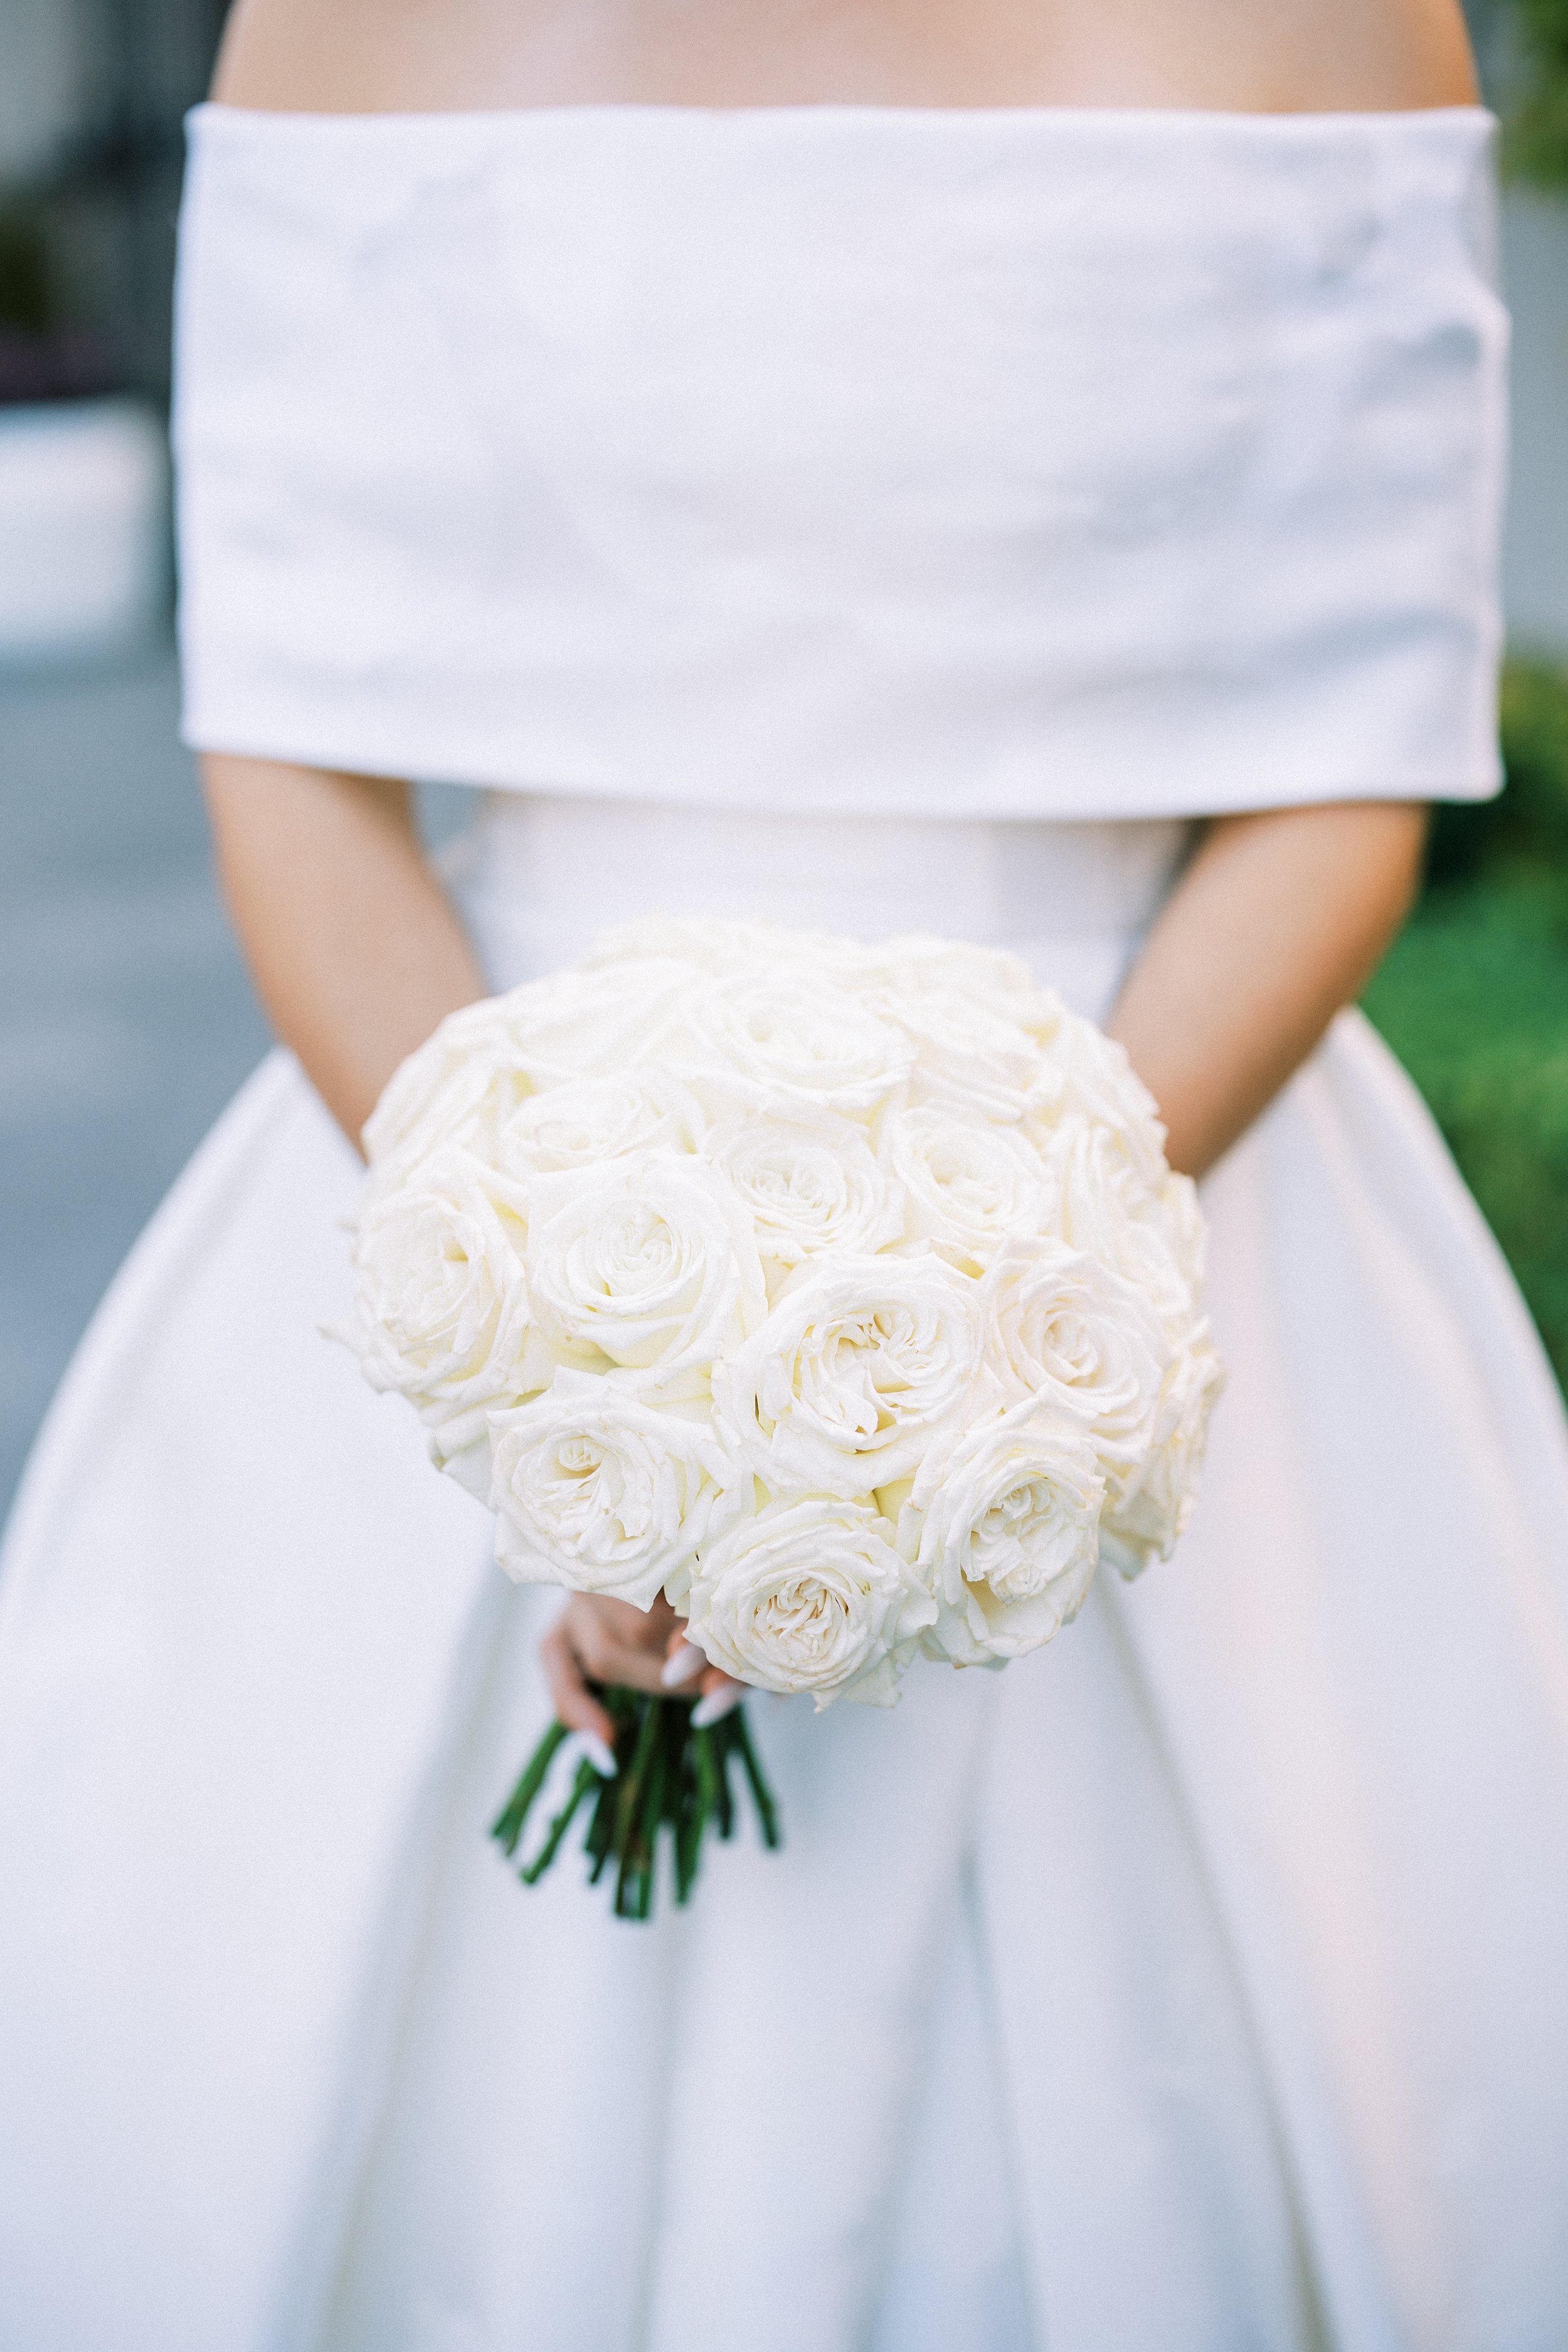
[1362,659,1568,1388]
[1502,0,1568,186]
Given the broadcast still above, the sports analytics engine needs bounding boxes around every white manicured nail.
[660,1640,706,1688]
[691,1686,743,1730]
[579,1732,618,1778]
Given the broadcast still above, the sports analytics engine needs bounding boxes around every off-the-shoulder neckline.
[190,98,1495,134]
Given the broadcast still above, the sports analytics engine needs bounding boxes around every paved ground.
[0,647,270,1518]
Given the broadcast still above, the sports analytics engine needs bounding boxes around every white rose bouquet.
[347,919,1222,1917]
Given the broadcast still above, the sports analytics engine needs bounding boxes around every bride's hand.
[540,1593,746,1772]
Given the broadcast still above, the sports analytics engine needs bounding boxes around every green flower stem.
[693,1722,724,1836]
[585,1767,620,1885]
[617,1710,668,1921]
[520,1757,599,1885]
[490,1686,782,1919]
[491,1717,571,1857]
[733,1708,782,1850]
[701,1721,736,1841]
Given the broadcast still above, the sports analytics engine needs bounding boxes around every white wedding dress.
[3,100,1568,2352]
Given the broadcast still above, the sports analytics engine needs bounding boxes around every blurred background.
[1,0,1566,1517]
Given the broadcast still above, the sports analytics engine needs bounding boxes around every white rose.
[899,1405,1104,1666]
[685,1495,933,1707]
[495,1071,705,1178]
[1099,1330,1226,1574]
[1153,1167,1209,1301]
[1030,1012,1168,1185]
[895,994,1050,1125]
[499,957,706,1086]
[679,974,914,1120]
[349,1150,539,1473]
[839,933,1041,1009]
[487,1373,744,1611]
[978,1236,1169,1481]
[879,1106,1054,1274]
[704,1114,903,1286]
[526,1151,765,1394]
[1010,982,1071,1049]
[1042,1115,1197,1340]
[839,938,1051,1124]
[361,997,534,1170]
[715,1254,980,1498]
[585,915,849,983]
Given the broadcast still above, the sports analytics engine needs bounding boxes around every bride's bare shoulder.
[209,0,429,114]
[1271,0,1478,112]
[209,0,1478,119]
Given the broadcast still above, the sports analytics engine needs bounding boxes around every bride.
[4,0,1567,2344]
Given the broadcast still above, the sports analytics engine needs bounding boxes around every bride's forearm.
[201,753,487,1148]
[1108,800,1427,1180]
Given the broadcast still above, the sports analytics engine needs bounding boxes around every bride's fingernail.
[691,1687,743,1729]
[660,1640,706,1688]
[580,1732,618,1778]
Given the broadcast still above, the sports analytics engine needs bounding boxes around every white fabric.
[174,102,1507,818]
[3,95,1565,2352]
[454,793,1193,1019]
[3,797,1568,2350]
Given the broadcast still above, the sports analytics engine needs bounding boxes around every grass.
[1361,660,1568,1389]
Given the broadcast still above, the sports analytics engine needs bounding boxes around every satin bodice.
[456,795,1190,1019]
[173,102,1506,818]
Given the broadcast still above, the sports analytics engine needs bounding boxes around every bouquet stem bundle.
[492,1690,781,1920]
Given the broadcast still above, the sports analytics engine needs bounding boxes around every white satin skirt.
[3,797,1568,2352]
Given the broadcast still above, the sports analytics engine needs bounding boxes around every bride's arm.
[202,749,738,1739]
[201,752,487,1146]
[1108,798,1427,1179]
